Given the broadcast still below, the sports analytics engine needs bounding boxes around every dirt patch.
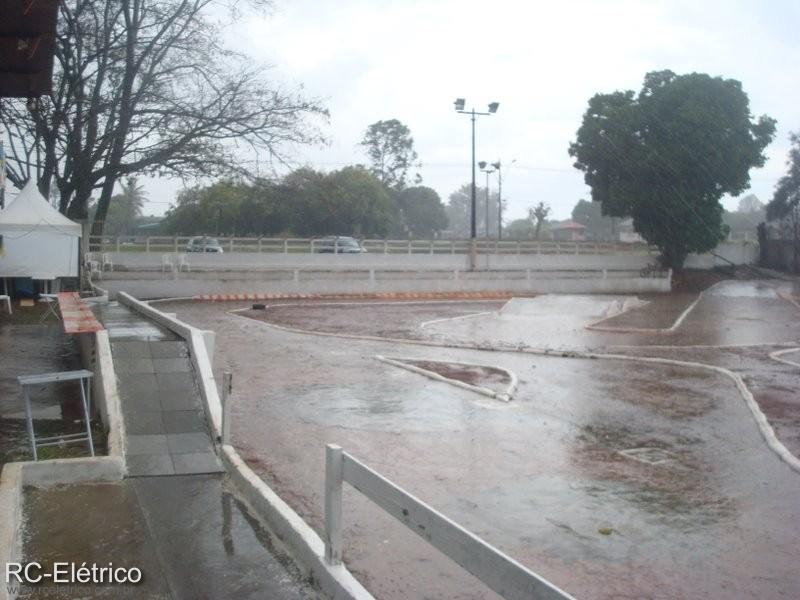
[406,360,509,389]
[573,423,733,525]
[244,300,507,339]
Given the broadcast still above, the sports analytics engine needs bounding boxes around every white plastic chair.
[0,295,11,314]
[101,253,114,271]
[161,254,174,272]
[84,252,101,278]
[177,253,190,272]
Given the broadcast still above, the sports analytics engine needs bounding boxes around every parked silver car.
[186,236,224,253]
[314,236,367,253]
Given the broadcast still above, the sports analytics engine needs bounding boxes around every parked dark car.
[314,236,367,253]
[186,236,224,253]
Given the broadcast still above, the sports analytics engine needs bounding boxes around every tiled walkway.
[96,303,222,475]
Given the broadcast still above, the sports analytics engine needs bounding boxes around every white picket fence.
[89,235,653,256]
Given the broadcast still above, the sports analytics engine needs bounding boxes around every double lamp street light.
[454,98,499,269]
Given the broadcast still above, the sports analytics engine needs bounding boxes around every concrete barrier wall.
[76,326,126,461]
[108,250,656,271]
[684,241,759,269]
[99,269,670,300]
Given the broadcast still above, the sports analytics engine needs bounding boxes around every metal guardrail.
[324,444,575,600]
[88,235,655,256]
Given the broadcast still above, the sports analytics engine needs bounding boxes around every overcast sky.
[142,0,800,224]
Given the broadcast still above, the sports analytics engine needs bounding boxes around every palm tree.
[97,177,147,236]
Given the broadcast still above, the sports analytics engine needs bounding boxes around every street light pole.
[478,161,495,238]
[454,98,499,270]
[491,159,515,240]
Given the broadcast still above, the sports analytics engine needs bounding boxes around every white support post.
[258,238,263,253]
[283,238,288,254]
[293,269,300,283]
[384,239,389,255]
[325,444,344,565]
[116,237,121,252]
[174,237,179,253]
[407,239,412,255]
[429,240,434,255]
[146,237,151,253]
[221,371,233,444]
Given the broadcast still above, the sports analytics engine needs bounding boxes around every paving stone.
[168,432,214,454]
[111,340,152,358]
[124,410,164,435]
[152,357,191,373]
[121,387,162,412]
[118,372,158,394]
[162,410,207,434]
[160,388,201,410]
[171,452,223,475]
[127,434,169,455]
[149,341,189,358]
[156,371,194,390]
[127,453,175,477]
[115,357,156,374]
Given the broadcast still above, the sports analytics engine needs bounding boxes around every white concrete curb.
[376,355,516,402]
[221,446,373,600]
[418,310,497,330]
[770,348,800,369]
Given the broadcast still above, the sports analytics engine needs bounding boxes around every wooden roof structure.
[0,0,59,98]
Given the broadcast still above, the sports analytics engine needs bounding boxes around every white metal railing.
[88,235,654,256]
[324,444,575,600]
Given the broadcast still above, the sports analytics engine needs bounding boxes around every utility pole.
[478,161,495,238]
[454,99,499,270]
[492,159,515,240]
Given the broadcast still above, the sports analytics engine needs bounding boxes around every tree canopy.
[0,0,326,237]
[571,199,618,241]
[569,70,775,269]
[767,132,800,223]
[162,167,397,237]
[396,186,448,237]
[445,183,501,238]
[360,119,421,190]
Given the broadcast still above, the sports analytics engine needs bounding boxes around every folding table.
[17,369,95,460]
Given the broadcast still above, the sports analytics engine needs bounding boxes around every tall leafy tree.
[445,183,500,238]
[569,70,775,269]
[91,177,147,237]
[396,186,448,237]
[767,131,800,272]
[360,119,421,189]
[0,0,326,237]
[571,198,618,241]
[529,202,550,240]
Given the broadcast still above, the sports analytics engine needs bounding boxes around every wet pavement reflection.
[161,279,800,600]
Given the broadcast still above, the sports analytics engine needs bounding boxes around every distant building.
[618,219,644,243]
[549,220,586,242]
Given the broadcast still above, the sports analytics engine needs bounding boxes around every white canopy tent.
[0,180,81,280]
